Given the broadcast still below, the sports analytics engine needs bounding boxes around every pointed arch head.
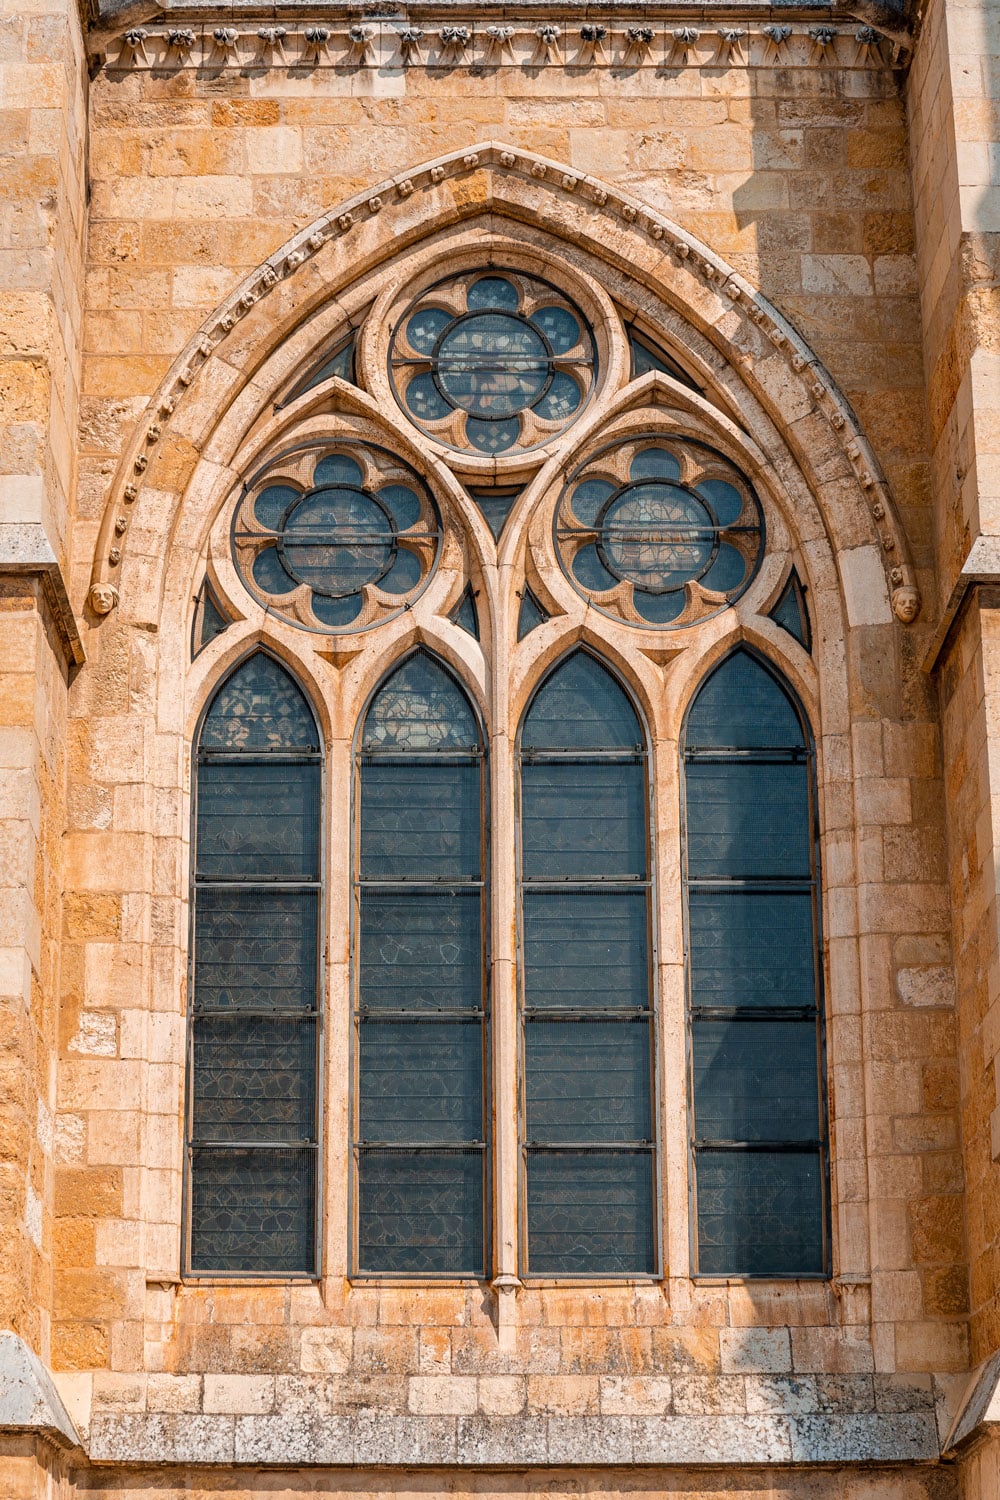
[92,141,918,639]
[520,649,645,753]
[199,649,321,752]
[360,649,482,753]
[683,647,810,754]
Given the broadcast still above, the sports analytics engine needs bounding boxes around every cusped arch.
[86,140,919,634]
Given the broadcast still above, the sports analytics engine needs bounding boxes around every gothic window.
[682,649,827,1276]
[187,651,323,1275]
[518,651,656,1276]
[354,652,488,1275]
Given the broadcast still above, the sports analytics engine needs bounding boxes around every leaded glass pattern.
[278,334,356,409]
[191,576,230,659]
[188,652,321,1276]
[355,651,487,1276]
[555,433,764,630]
[389,271,596,457]
[770,567,812,651]
[232,439,440,635]
[628,330,700,391]
[518,651,656,1277]
[682,649,827,1277]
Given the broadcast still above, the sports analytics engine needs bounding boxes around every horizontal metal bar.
[524,1142,655,1153]
[356,1142,486,1152]
[693,1140,822,1151]
[520,749,646,762]
[195,879,322,889]
[356,880,485,890]
[523,1008,652,1020]
[189,1140,320,1151]
[691,1007,817,1021]
[356,1010,486,1021]
[359,750,482,762]
[684,747,807,762]
[194,1009,319,1020]
[522,878,649,889]
[198,750,321,762]
[686,877,814,891]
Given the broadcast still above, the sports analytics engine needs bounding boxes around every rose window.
[555,436,763,628]
[232,441,440,633]
[388,272,596,456]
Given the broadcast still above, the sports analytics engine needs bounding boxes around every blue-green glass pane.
[201,655,318,750]
[437,315,548,417]
[452,587,479,638]
[523,890,648,1009]
[252,546,297,596]
[357,1148,483,1274]
[359,1019,483,1143]
[686,651,804,749]
[689,890,815,1010]
[771,574,811,649]
[296,340,354,397]
[311,592,363,627]
[466,416,520,453]
[360,890,482,1012]
[696,1149,824,1275]
[522,762,645,879]
[196,763,320,880]
[530,305,580,353]
[685,761,810,878]
[380,549,422,596]
[535,372,581,422]
[601,483,714,590]
[468,489,520,540]
[526,1150,654,1275]
[628,335,697,390]
[517,588,548,640]
[190,1147,315,1273]
[362,654,479,751]
[700,543,747,594]
[406,373,450,421]
[634,589,686,624]
[193,582,229,657]
[194,888,318,1012]
[282,488,393,596]
[254,485,299,531]
[526,1019,651,1142]
[630,447,681,482]
[192,1015,316,1143]
[573,544,618,593]
[379,485,422,531]
[466,277,519,311]
[696,478,744,526]
[361,764,480,879]
[406,307,450,354]
[570,479,616,526]
[522,653,642,751]
[693,1019,819,1142]
[313,453,363,488]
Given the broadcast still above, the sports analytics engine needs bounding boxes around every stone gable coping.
[0,1333,84,1453]
[86,141,920,630]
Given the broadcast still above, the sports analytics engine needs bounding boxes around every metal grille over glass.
[556,434,763,630]
[389,271,596,457]
[355,651,487,1275]
[187,651,322,1274]
[232,439,441,635]
[518,651,656,1276]
[682,649,827,1276]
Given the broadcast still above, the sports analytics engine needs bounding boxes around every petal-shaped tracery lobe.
[389,271,596,457]
[555,434,764,629]
[232,440,441,634]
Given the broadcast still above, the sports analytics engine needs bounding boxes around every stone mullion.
[491,568,519,1306]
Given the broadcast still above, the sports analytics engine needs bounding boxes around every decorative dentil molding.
[87,141,920,628]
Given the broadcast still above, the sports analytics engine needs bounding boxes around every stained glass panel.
[770,570,812,651]
[521,762,646,879]
[523,890,648,1010]
[684,762,810,879]
[526,1150,654,1275]
[196,763,321,880]
[525,1019,652,1142]
[362,654,479,751]
[194,888,318,1012]
[521,654,641,751]
[200,653,319,751]
[192,1016,316,1142]
[695,1149,824,1276]
[692,1020,820,1141]
[359,890,482,1012]
[685,652,804,750]
[360,764,481,880]
[359,1020,483,1143]
[357,1149,484,1275]
[189,1147,316,1273]
[688,890,815,1010]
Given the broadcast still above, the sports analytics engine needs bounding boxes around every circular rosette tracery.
[232,440,440,633]
[388,271,596,456]
[555,435,764,628]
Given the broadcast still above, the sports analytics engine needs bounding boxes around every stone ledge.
[0,1333,83,1453]
[0,522,86,669]
[87,1409,940,1466]
[942,1350,1000,1455]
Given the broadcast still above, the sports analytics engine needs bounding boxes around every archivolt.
[85,139,919,630]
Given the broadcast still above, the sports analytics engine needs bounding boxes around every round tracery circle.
[232,441,440,634]
[556,435,764,629]
[389,271,597,456]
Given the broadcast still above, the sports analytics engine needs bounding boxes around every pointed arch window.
[354,652,488,1275]
[518,652,657,1276]
[682,649,827,1276]
[187,652,323,1275]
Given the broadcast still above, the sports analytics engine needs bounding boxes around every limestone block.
[719,1328,792,1374]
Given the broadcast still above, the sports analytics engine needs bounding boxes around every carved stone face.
[892,586,920,624]
[89,583,119,616]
